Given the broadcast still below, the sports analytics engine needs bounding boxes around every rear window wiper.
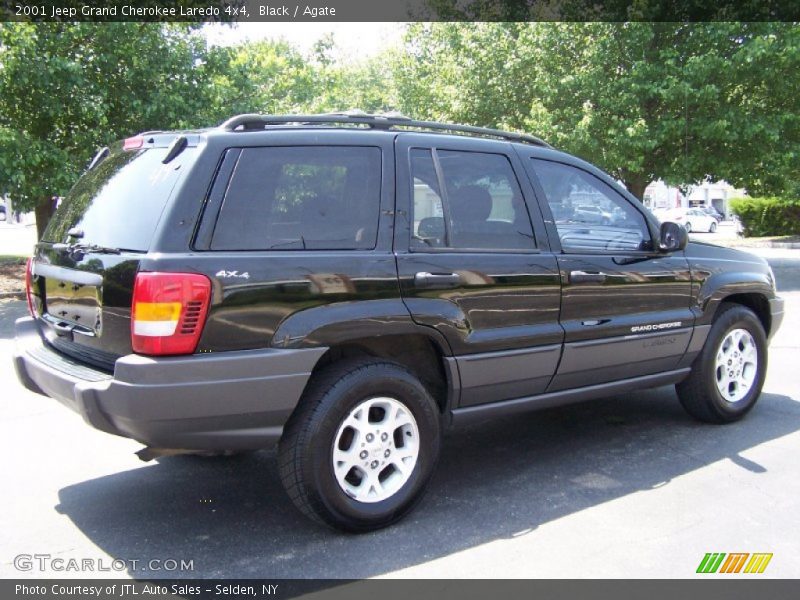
[53,242,122,256]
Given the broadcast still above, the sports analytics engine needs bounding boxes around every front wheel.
[684,221,693,233]
[710,221,718,233]
[676,304,767,423]
[278,359,441,532]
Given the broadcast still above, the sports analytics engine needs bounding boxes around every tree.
[305,43,399,114]
[0,23,208,237]
[394,23,800,199]
[200,33,399,118]
[199,39,318,124]
[0,23,397,239]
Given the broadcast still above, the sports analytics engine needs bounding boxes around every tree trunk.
[624,177,649,202]
[34,197,57,240]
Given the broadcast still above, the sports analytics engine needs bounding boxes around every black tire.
[710,221,717,233]
[676,304,767,424]
[278,358,441,532]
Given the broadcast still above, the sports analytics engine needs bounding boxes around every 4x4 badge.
[216,270,250,279]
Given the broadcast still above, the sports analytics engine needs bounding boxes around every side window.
[530,159,652,253]
[211,146,381,250]
[410,149,535,251]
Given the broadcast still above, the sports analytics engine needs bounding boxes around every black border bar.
[4,579,800,600]
[2,0,800,22]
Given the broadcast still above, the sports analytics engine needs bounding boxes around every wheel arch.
[304,333,458,417]
[716,293,772,336]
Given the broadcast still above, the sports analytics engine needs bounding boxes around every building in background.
[643,180,746,219]
[0,196,35,225]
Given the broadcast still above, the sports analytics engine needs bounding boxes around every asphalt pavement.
[0,245,798,579]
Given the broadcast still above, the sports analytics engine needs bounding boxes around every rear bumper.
[13,317,326,450]
[769,296,785,341]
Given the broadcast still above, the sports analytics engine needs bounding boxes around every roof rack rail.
[218,112,552,148]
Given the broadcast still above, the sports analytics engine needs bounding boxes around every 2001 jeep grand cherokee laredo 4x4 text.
[14,113,784,531]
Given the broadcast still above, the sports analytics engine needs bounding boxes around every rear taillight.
[25,257,35,317]
[123,136,144,151]
[131,272,211,356]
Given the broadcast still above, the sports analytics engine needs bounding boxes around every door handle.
[569,270,607,284]
[414,272,462,288]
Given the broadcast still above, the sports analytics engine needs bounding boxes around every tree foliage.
[0,22,399,237]
[0,23,207,234]
[199,39,317,123]
[393,22,800,200]
[0,21,798,240]
[730,196,800,237]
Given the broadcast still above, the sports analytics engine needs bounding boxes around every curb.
[755,242,800,249]
[726,242,800,249]
[0,291,24,300]
[708,239,800,250]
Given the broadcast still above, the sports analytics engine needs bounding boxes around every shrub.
[729,197,800,237]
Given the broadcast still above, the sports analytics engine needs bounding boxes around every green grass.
[0,255,27,265]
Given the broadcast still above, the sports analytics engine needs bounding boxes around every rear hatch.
[28,135,198,371]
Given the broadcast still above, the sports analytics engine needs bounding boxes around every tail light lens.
[131,272,211,356]
[123,135,144,151]
[25,257,36,317]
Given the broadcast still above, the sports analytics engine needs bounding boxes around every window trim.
[408,146,540,255]
[527,157,657,256]
[192,148,241,251]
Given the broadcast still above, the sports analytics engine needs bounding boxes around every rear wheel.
[710,221,717,233]
[278,358,441,532]
[685,221,693,233]
[676,304,767,423]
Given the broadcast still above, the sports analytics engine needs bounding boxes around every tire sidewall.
[303,364,440,529]
[700,307,767,420]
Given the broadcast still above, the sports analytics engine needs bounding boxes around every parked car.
[698,206,724,222]
[665,207,718,233]
[14,113,784,531]
[573,204,613,224]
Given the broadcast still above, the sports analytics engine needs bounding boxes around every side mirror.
[659,221,688,252]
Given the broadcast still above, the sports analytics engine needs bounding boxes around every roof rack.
[218,111,552,148]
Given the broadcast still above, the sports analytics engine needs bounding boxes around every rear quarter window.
[210,146,382,251]
[44,146,194,251]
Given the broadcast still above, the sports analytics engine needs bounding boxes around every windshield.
[44,145,196,251]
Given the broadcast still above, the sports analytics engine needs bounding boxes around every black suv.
[14,113,784,531]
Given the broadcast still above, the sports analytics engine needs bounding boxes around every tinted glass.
[409,149,446,249]
[531,159,652,253]
[44,146,195,251]
[410,149,535,251]
[211,146,381,251]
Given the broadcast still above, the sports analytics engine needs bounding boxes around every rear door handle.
[414,272,462,288]
[569,270,607,284]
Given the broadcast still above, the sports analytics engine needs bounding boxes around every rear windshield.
[44,145,196,251]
